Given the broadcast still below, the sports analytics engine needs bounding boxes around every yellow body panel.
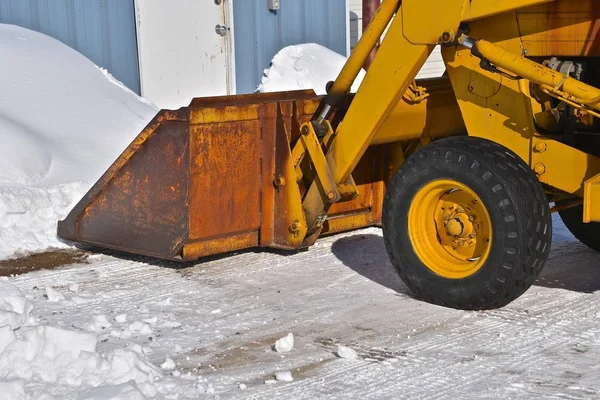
[584,174,600,223]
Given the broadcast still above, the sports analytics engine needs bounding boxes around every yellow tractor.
[58,0,600,310]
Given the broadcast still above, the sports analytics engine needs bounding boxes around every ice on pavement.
[337,345,359,360]
[0,24,157,260]
[275,332,295,353]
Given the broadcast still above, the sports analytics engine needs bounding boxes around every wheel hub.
[407,180,493,279]
[445,211,473,238]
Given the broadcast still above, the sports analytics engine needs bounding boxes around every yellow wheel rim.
[408,179,493,279]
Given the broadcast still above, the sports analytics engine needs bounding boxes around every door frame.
[225,0,237,95]
[133,0,236,103]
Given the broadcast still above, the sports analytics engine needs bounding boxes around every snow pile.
[258,43,366,95]
[0,281,161,398]
[258,43,446,95]
[0,24,157,259]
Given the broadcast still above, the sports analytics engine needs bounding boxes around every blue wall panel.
[0,0,140,94]
[233,0,347,94]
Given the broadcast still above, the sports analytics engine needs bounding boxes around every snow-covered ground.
[3,216,600,398]
[3,24,600,399]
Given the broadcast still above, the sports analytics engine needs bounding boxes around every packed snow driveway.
[4,215,600,399]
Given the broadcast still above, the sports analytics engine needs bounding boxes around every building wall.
[233,0,348,94]
[348,0,446,79]
[0,0,140,93]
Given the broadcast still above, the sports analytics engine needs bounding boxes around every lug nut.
[327,191,336,201]
[301,125,310,135]
[457,239,464,246]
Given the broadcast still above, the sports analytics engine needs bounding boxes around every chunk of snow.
[274,332,294,353]
[238,383,247,390]
[264,379,278,385]
[258,43,366,95]
[84,315,112,332]
[128,321,153,335]
[44,287,64,302]
[161,357,176,370]
[0,24,157,260]
[114,313,127,323]
[0,281,32,329]
[275,370,294,382]
[336,345,358,360]
[211,309,222,314]
[67,283,79,293]
[143,316,158,325]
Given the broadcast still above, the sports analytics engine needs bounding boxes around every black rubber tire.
[382,136,552,310]
[559,205,600,252]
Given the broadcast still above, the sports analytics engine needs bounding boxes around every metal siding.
[233,0,347,94]
[0,0,140,93]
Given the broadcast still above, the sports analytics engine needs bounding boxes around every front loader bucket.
[57,90,386,261]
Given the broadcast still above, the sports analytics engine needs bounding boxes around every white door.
[135,0,232,110]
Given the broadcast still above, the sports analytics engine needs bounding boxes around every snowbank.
[258,43,366,95]
[258,43,446,95]
[0,24,157,259]
[0,280,161,398]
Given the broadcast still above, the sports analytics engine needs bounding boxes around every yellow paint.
[463,0,554,21]
[470,39,600,111]
[584,174,600,223]
[408,180,492,279]
[442,13,600,197]
[327,5,434,185]
[190,105,259,124]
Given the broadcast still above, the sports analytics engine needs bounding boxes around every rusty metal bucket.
[57,90,388,261]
